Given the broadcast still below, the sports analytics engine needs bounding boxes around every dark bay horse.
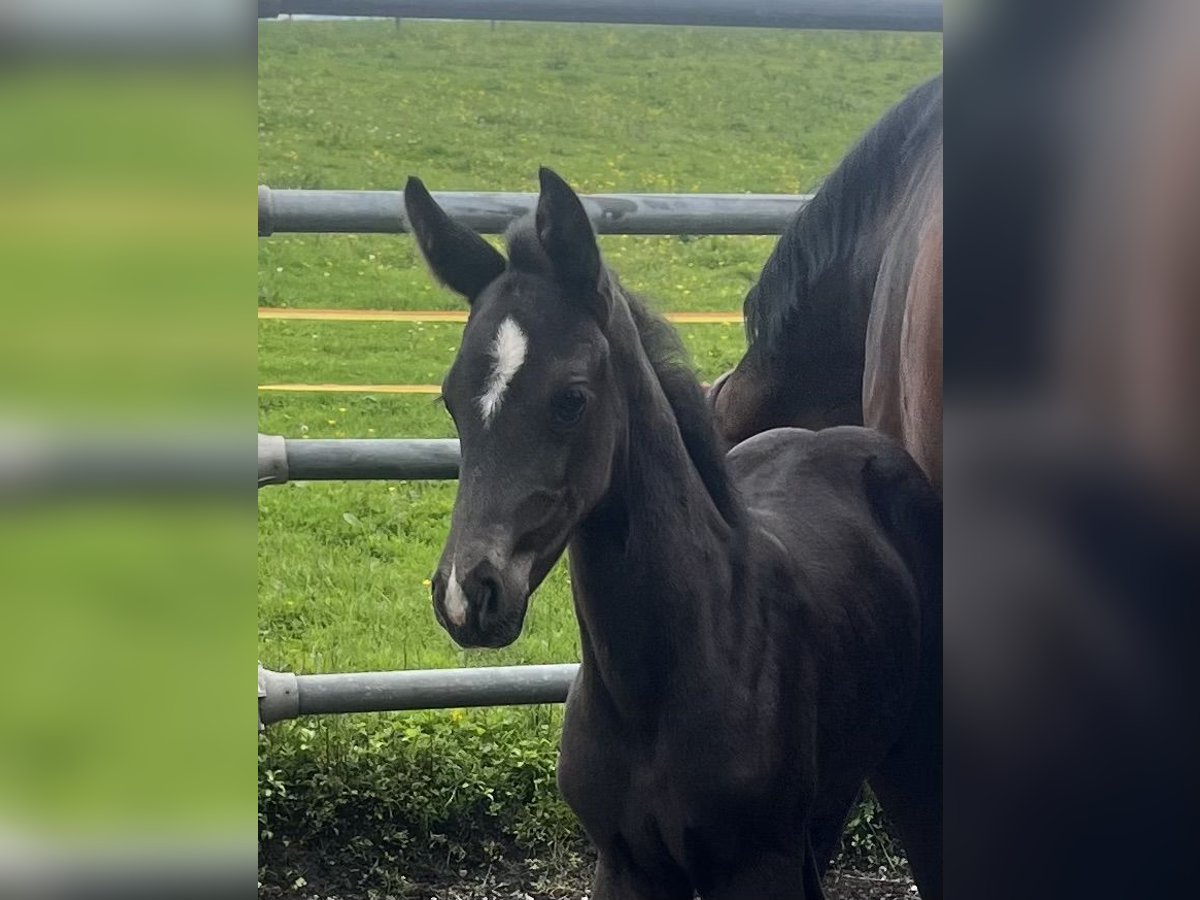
[405,169,942,898]
[709,76,943,490]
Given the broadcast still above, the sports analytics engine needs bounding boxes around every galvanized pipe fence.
[259,663,579,728]
[259,186,810,236]
[258,433,459,486]
[257,0,943,728]
[257,435,576,729]
[258,0,944,33]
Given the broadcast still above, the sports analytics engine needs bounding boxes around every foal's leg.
[808,785,862,875]
[870,726,942,900]
[591,851,692,900]
[704,845,825,900]
[869,623,942,900]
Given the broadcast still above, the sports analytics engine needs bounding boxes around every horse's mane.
[744,74,943,368]
[505,221,741,529]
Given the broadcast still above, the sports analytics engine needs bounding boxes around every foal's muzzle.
[431,558,528,649]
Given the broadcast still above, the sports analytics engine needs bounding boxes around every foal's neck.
[568,303,739,717]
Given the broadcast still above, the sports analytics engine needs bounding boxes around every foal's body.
[405,169,941,898]
[561,425,939,898]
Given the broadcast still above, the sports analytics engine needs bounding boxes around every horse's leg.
[591,850,691,900]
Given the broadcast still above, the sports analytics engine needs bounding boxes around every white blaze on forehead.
[444,564,468,627]
[478,316,528,426]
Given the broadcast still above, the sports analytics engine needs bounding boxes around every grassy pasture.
[258,19,940,892]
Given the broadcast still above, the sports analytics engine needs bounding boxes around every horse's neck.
[754,206,882,405]
[812,203,891,336]
[569,316,737,719]
[793,162,916,344]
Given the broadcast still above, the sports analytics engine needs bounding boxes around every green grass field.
[258,19,940,892]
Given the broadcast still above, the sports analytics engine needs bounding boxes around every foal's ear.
[536,167,609,321]
[404,176,506,303]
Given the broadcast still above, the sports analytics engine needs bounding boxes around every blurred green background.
[0,51,253,881]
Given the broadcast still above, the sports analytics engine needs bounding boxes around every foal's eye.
[551,387,588,426]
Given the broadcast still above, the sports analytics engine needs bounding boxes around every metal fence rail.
[259,663,579,727]
[258,0,943,32]
[258,443,579,729]
[258,434,460,486]
[259,186,810,236]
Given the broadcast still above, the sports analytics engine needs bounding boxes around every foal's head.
[406,168,621,648]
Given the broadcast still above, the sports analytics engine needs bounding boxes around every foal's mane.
[506,221,741,529]
[625,294,742,528]
[744,74,943,367]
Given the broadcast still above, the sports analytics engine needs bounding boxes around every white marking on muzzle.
[444,564,468,627]
[478,316,527,426]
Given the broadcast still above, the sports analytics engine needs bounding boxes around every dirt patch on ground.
[261,865,914,899]
[825,871,917,900]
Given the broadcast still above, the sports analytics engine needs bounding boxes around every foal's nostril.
[479,576,500,617]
